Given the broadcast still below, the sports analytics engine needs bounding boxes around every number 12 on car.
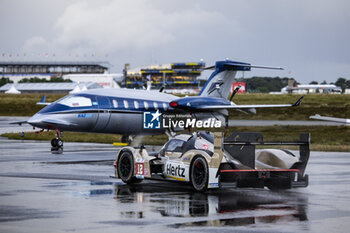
[136,163,144,176]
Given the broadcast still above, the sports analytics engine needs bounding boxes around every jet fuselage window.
[134,100,139,109]
[113,99,118,108]
[163,102,167,110]
[144,101,149,110]
[153,102,158,110]
[58,96,92,107]
[123,100,129,108]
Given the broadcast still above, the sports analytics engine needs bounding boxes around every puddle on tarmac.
[0,205,60,222]
[111,182,308,228]
[43,179,308,228]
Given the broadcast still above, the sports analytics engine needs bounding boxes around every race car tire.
[190,156,209,192]
[117,151,142,184]
[189,193,209,216]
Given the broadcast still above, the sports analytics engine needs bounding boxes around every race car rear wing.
[223,132,310,176]
[222,132,310,188]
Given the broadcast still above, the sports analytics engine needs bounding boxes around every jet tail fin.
[199,60,283,99]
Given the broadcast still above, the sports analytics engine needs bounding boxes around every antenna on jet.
[230,85,241,102]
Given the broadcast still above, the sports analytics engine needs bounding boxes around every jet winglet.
[36,95,52,105]
[292,96,304,107]
[40,95,46,103]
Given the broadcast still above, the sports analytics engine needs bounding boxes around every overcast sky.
[1,0,349,83]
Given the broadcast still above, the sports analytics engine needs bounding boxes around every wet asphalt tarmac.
[0,137,350,233]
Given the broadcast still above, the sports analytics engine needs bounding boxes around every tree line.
[0,77,72,87]
[317,78,350,92]
[236,76,294,93]
[19,77,72,83]
[1,75,349,93]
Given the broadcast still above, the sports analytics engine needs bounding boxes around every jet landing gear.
[51,129,63,154]
[121,135,133,144]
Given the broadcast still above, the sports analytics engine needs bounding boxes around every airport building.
[0,61,110,83]
[0,82,102,94]
[63,73,123,89]
[0,61,205,92]
[281,84,342,94]
[124,62,205,90]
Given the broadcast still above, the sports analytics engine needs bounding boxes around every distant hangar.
[0,82,102,94]
[0,61,123,90]
[0,61,109,75]
[0,61,110,83]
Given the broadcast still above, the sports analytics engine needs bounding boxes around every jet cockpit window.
[58,96,92,107]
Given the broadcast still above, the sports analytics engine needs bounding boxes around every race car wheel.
[117,151,142,184]
[190,156,209,192]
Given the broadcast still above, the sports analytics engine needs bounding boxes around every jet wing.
[170,96,303,111]
[309,114,350,125]
[10,120,28,125]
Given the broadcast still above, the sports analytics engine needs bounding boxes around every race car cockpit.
[159,132,214,157]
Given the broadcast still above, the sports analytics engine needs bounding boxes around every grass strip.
[1,93,349,120]
[2,125,349,152]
